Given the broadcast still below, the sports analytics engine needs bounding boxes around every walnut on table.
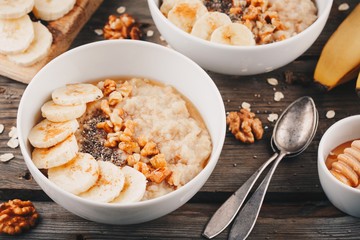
[226,108,264,144]
[0,199,39,235]
[103,14,142,40]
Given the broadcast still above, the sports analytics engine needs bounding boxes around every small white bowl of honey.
[318,115,360,217]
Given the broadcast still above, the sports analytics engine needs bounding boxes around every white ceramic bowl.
[318,115,360,217]
[17,40,226,224]
[148,0,333,75]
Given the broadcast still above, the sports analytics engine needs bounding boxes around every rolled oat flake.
[267,78,279,86]
[0,153,14,162]
[338,3,349,11]
[326,110,335,119]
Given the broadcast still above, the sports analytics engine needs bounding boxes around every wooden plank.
[0,201,359,239]
[0,0,103,84]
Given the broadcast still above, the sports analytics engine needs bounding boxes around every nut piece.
[148,167,172,184]
[103,79,117,96]
[0,199,39,235]
[226,109,264,144]
[141,141,159,157]
[103,14,142,40]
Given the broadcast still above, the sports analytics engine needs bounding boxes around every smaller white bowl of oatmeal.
[318,115,360,217]
[17,40,226,224]
[148,0,333,75]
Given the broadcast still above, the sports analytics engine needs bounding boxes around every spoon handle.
[228,151,287,240]
[202,152,279,239]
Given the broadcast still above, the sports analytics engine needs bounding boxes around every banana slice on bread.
[79,161,125,203]
[7,21,53,66]
[0,14,34,54]
[0,0,34,20]
[48,153,100,195]
[33,0,76,21]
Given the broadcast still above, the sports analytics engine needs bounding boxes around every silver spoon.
[228,96,318,240]
[202,96,318,239]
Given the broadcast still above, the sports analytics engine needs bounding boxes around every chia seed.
[77,109,126,166]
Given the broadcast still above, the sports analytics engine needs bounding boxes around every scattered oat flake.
[0,153,14,162]
[117,6,126,14]
[338,3,349,11]
[8,126,17,138]
[241,102,251,111]
[274,92,284,102]
[267,78,278,86]
[146,30,154,37]
[7,138,19,149]
[326,110,336,119]
[94,29,103,36]
[159,35,165,41]
[267,113,279,122]
[0,124,4,134]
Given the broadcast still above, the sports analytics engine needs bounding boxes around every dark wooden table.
[1,0,360,239]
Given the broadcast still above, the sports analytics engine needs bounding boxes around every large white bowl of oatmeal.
[17,40,226,224]
[148,0,333,75]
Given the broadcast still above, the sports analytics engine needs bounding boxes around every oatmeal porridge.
[161,0,318,45]
[28,78,212,203]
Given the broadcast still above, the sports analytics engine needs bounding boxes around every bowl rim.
[17,40,226,209]
[318,115,360,194]
[148,0,333,51]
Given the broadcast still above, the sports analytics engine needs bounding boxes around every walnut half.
[103,14,142,40]
[226,109,264,144]
[0,199,39,235]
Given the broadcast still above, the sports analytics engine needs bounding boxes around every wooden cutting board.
[0,0,103,84]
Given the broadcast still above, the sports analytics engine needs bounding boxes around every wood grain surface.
[0,0,103,83]
[1,0,360,239]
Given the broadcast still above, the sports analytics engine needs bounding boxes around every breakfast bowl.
[17,40,226,224]
[318,115,360,217]
[148,0,333,75]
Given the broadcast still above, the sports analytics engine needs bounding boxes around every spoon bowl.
[273,96,318,154]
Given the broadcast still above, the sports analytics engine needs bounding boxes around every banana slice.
[52,83,103,106]
[191,12,232,40]
[0,0,34,19]
[28,119,79,148]
[160,0,178,17]
[0,14,34,54]
[79,161,125,203]
[160,0,198,17]
[210,23,256,46]
[33,0,76,21]
[32,134,78,169]
[168,0,208,33]
[48,153,99,195]
[41,100,86,122]
[7,22,52,67]
[112,166,147,204]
